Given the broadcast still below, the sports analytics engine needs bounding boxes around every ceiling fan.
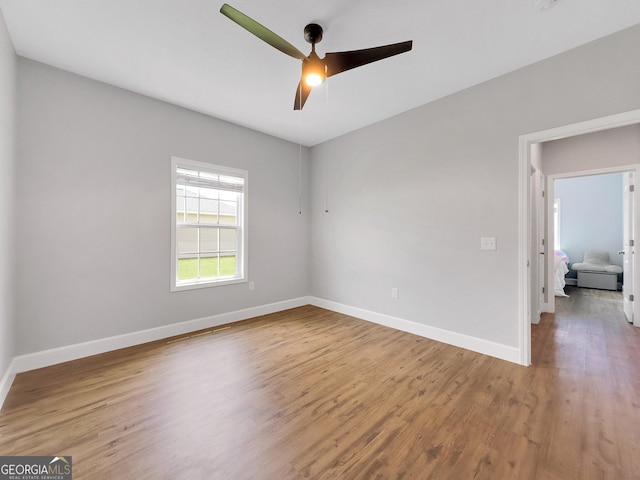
[220,4,413,110]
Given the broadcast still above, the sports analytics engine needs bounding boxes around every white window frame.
[170,156,248,292]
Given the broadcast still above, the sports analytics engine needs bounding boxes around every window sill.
[171,277,246,292]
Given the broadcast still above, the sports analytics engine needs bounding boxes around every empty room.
[1,1,640,479]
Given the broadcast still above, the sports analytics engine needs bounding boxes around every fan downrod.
[304,23,323,45]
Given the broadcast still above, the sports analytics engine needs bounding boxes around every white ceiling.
[2,1,640,146]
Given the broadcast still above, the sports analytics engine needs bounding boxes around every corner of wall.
[0,360,16,411]
[0,6,18,412]
[309,297,522,365]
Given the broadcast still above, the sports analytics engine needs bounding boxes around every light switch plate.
[481,237,497,250]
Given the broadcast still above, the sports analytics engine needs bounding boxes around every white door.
[622,172,635,324]
[529,168,539,324]
[530,168,545,324]
[537,170,546,312]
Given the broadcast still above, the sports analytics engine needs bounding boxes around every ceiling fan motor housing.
[304,23,323,45]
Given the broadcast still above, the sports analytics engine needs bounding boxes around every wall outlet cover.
[481,237,497,250]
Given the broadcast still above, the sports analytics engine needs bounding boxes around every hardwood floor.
[1,290,639,479]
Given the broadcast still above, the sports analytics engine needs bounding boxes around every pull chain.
[298,84,303,215]
[324,78,330,213]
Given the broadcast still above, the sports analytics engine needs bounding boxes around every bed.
[554,250,569,297]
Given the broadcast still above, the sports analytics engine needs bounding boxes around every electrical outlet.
[249,281,255,291]
[391,287,399,299]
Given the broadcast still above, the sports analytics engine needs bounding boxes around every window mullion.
[197,183,201,280]
[197,227,201,280]
[180,185,186,224]
[217,227,221,278]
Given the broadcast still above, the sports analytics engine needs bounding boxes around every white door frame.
[546,165,639,314]
[529,167,547,322]
[518,109,640,366]
[622,171,635,324]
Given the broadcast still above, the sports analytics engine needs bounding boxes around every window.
[171,157,247,291]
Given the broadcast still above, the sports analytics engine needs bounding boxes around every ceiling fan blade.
[220,4,306,61]
[294,81,313,110]
[325,40,413,77]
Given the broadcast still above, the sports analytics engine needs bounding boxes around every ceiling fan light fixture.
[304,73,324,87]
[302,55,326,87]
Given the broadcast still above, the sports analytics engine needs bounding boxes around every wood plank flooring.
[1,288,639,479]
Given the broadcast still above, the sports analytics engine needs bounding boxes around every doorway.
[518,109,640,366]
[547,169,631,319]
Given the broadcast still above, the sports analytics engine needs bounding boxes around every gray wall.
[541,123,640,281]
[16,59,310,355]
[309,24,640,348]
[9,23,640,359]
[542,124,640,176]
[554,174,623,278]
[0,11,16,382]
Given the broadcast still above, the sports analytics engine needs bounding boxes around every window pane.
[184,186,199,198]
[199,256,219,278]
[199,185,217,197]
[219,190,237,201]
[176,197,186,224]
[199,198,218,224]
[177,227,198,255]
[219,201,237,225]
[200,228,219,253]
[220,255,237,276]
[186,195,198,213]
[177,258,197,281]
[220,229,237,252]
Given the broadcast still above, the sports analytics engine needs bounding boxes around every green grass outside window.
[177,256,237,281]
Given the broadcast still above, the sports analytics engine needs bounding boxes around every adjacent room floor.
[1,288,638,479]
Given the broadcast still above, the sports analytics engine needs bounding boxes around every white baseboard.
[309,297,522,364]
[0,358,16,411]
[11,296,312,375]
[2,294,522,412]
